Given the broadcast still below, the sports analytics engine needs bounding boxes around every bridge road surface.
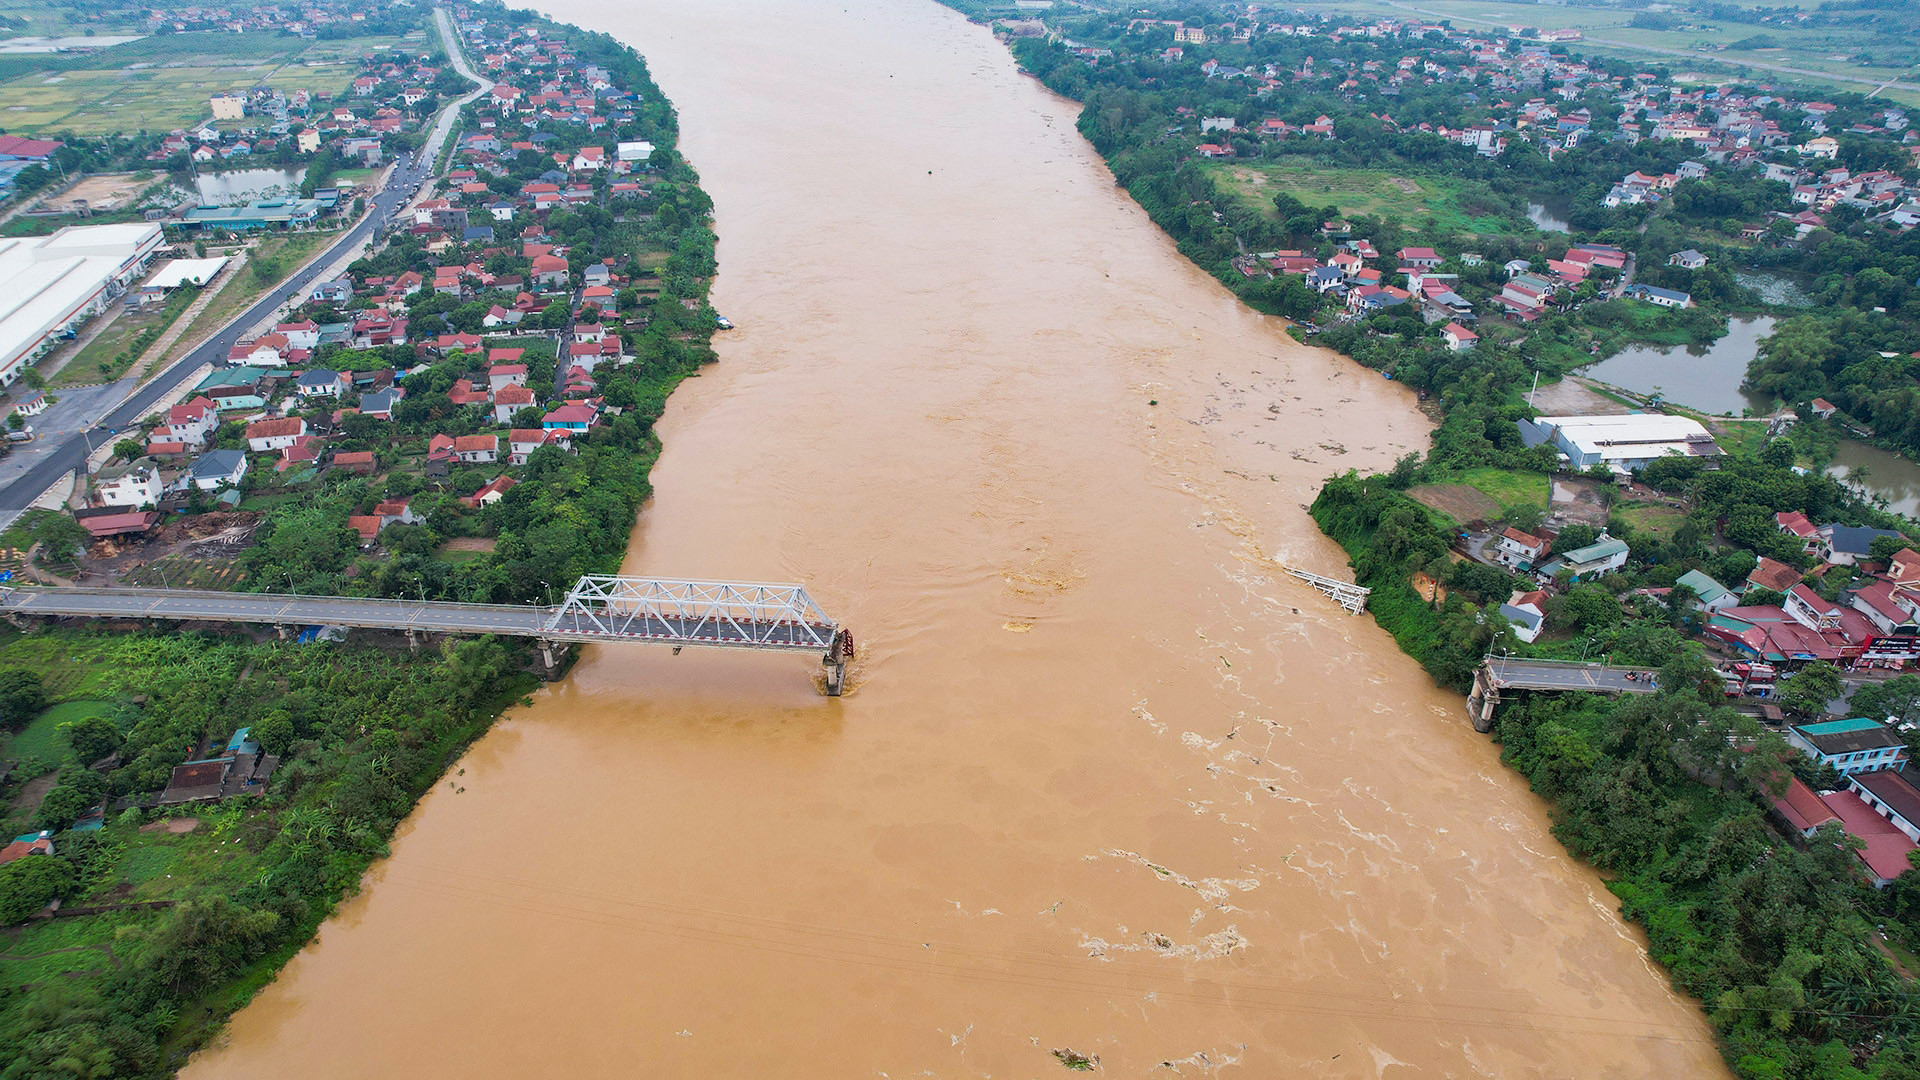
[0,6,486,530]
[1486,658,1660,694]
[0,587,838,651]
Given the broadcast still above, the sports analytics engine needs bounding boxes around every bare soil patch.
[1407,483,1500,525]
[1549,477,1614,530]
[77,511,260,588]
[1529,376,1631,417]
[438,537,497,552]
[138,817,199,835]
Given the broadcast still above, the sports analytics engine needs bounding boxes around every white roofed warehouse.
[0,222,163,385]
[1518,413,1723,474]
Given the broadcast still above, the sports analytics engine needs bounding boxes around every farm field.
[1287,0,1920,108]
[1207,162,1531,235]
[0,30,424,134]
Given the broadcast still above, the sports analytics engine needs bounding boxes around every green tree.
[60,714,119,764]
[1850,674,1920,728]
[111,438,143,462]
[1559,583,1620,632]
[1777,661,1843,719]
[0,854,72,924]
[0,668,46,731]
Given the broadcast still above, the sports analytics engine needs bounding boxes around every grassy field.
[47,289,193,388]
[167,231,333,362]
[1208,163,1530,236]
[0,699,111,766]
[1455,466,1550,514]
[1613,501,1688,539]
[0,29,422,134]
[1286,0,1920,108]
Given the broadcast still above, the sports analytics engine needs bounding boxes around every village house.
[245,417,307,453]
[186,449,248,491]
[1788,717,1908,777]
[92,458,164,508]
[1534,534,1629,583]
[1493,527,1549,571]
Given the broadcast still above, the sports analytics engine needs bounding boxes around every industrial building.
[1518,413,1723,473]
[0,222,164,386]
[181,198,325,230]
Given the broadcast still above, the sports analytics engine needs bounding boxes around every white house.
[1493,527,1549,571]
[1441,322,1477,351]
[187,449,248,491]
[1498,589,1549,644]
[93,458,163,508]
[1851,769,1920,843]
[166,397,218,446]
[1788,717,1908,777]
[244,417,307,453]
[274,320,320,350]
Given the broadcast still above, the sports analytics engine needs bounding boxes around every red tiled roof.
[1748,556,1801,593]
[1777,510,1818,538]
[348,515,382,541]
[1772,774,1839,833]
[1821,790,1916,883]
[454,435,497,453]
[245,417,304,439]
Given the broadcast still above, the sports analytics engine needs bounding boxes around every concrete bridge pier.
[822,628,854,697]
[1466,663,1500,733]
[406,629,421,653]
[537,638,559,679]
[275,624,289,640]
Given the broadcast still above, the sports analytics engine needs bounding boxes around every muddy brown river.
[183,1,1728,1075]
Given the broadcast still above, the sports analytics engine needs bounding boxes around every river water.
[182,1,1726,1076]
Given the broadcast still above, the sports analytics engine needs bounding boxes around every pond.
[1734,269,1816,308]
[1579,314,1778,416]
[1828,440,1920,520]
[1527,200,1573,233]
[195,167,306,205]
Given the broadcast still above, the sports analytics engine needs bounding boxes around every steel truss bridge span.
[0,574,855,694]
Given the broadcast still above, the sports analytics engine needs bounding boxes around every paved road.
[0,6,487,530]
[1486,657,1659,694]
[0,586,838,651]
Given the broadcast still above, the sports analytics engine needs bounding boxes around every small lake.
[1527,200,1572,233]
[1579,313,1777,416]
[195,167,306,205]
[1735,269,1816,308]
[1828,441,1920,520]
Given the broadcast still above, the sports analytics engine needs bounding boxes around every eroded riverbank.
[182,1,1727,1076]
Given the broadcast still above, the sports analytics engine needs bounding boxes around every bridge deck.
[0,586,836,652]
[1484,658,1659,694]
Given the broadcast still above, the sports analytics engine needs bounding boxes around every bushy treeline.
[0,632,535,1077]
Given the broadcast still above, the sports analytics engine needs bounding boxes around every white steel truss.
[545,575,838,651]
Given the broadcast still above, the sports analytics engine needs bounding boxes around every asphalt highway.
[0,6,487,517]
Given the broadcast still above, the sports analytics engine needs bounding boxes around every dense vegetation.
[0,631,538,1076]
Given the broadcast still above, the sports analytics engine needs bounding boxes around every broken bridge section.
[0,574,855,695]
